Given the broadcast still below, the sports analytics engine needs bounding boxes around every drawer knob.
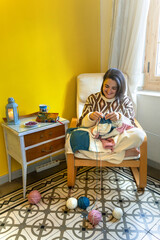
[40,134,44,138]
[49,132,53,136]
[41,145,54,153]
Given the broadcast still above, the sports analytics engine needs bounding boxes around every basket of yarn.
[28,190,41,205]
[78,196,90,209]
[88,210,102,226]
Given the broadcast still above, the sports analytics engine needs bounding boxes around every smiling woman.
[78,68,129,124]
[78,69,130,124]
[101,68,126,100]
[102,79,117,99]
[75,68,145,161]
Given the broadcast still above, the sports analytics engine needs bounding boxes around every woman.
[77,68,145,159]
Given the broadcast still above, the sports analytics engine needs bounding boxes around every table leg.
[22,164,27,198]
[7,154,12,182]
[3,128,12,182]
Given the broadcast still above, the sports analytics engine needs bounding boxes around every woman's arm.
[120,96,135,126]
[77,93,99,127]
[104,96,135,126]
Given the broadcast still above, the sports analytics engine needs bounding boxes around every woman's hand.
[89,111,103,121]
[105,112,120,121]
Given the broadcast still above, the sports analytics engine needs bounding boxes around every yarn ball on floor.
[66,197,78,209]
[112,207,123,219]
[88,210,102,226]
[28,190,41,204]
[78,196,90,209]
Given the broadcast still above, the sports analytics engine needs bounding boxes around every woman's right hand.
[89,111,103,121]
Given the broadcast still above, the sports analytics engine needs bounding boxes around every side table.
[1,117,69,198]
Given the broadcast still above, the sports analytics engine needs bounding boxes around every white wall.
[137,92,160,168]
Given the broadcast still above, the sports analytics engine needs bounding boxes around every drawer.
[24,125,65,147]
[26,137,65,162]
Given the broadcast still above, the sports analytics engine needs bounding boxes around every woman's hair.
[101,68,126,99]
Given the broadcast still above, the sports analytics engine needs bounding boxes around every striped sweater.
[77,92,135,127]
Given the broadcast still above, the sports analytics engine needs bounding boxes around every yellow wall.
[0,0,100,177]
[0,0,112,178]
[100,0,113,71]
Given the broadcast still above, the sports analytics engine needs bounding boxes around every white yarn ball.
[66,197,78,210]
[112,207,123,219]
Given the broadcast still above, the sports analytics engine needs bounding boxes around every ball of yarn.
[66,197,78,210]
[112,207,123,219]
[88,210,102,226]
[78,196,90,209]
[28,190,41,204]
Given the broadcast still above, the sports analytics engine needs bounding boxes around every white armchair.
[67,73,147,189]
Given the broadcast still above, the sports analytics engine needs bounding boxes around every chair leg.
[131,167,140,188]
[67,153,77,187]
[139,138,147,189]
[131,138,147,190]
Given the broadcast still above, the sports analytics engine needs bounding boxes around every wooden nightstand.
[1,117,69,198]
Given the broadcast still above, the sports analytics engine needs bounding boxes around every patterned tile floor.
[0,166,160,240]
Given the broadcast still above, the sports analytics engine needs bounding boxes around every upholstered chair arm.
[134,118,147,142]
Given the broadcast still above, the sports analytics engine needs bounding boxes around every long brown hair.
[101,68,126,99]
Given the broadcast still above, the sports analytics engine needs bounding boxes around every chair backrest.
[77,73,128,118]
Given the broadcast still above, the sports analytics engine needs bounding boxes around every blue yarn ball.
[78,196,90,209]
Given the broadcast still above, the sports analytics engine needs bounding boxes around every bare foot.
[125,148,140,157]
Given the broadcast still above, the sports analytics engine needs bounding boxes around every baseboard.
[2,156,158,185]
[0,153,66,185]
[148,158,160,170]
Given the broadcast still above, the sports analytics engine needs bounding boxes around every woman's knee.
[129,128,146,145]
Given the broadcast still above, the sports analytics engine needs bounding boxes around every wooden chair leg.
[131,167,140,188]
[131,137,147,190]
[139,137,147,189]
[67,153,77,187]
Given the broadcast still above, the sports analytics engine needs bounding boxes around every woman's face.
[102,78,118,99]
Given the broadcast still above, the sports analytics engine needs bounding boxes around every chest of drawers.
[2,117,69,198]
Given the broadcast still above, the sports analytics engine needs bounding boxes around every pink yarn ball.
[88,210,102,226]
[28,190,41,204]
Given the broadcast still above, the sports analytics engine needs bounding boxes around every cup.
[39,104,50,113]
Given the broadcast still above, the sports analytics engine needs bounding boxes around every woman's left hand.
[105,112,120,121]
